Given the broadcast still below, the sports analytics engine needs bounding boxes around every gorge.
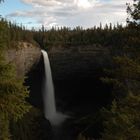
[23,44,113,139]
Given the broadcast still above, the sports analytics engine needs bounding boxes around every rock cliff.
[5,42,41,77]
[48,45,111,80]
[48,45,112,114]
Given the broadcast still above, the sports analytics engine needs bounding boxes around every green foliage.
[102,94,140,140]
[0,54,31,140]
[10,107,48,140]
[0,19,9,49]
[33,24,128,48]
[0,114,11,140]
[0,17,31,140]
[101,55,140,140]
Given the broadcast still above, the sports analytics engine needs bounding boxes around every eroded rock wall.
[48,45,111,80]
[5,42,41,77]
[48,45,112,114]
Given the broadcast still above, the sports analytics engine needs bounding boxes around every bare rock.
[5,42,41,78]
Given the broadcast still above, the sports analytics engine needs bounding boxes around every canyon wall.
[5,42,41,77]
[48,45,111,80]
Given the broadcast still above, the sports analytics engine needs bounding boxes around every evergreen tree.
[101,56,140,140]
[0,18,31,139]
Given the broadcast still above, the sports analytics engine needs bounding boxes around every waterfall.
[41,50,67,126]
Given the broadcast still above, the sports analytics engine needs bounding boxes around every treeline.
[0,17,139,51]
[1,19,139,53]
[0,18,35,49]
[34,23,140,49]
[0,14,140,52]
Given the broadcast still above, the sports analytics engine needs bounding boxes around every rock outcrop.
[5,42,41,77]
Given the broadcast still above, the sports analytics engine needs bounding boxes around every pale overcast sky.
[0,0,132,29]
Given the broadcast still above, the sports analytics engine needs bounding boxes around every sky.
[0,0,132,29]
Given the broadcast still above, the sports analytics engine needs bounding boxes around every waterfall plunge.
[41,50,67,126]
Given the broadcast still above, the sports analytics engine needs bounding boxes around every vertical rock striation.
[5,42,41,77]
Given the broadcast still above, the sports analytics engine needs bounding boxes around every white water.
[41,50,67,126]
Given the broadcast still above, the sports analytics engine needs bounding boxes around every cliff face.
[5,42,41,77]
[48,45,112,114]
[4,43,111,114]
[5,43,110,80]
[48,45,111,80]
